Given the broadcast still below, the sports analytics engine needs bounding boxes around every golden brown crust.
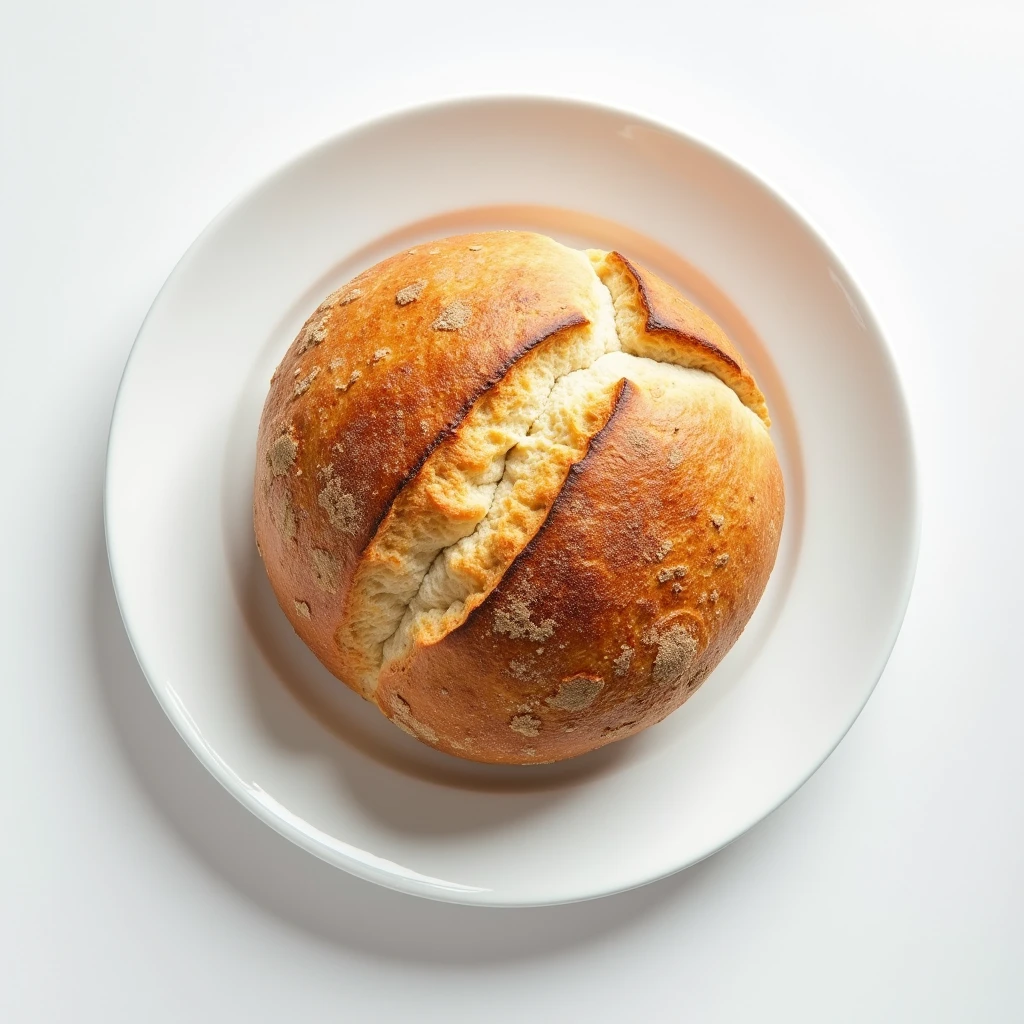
[375,372,783,763]
[254,230,785,763]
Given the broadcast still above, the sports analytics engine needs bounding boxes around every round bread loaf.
[254,231,784,764]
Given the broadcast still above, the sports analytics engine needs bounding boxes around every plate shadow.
[92,513,761,961]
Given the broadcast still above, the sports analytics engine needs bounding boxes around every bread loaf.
[254,231,784,764]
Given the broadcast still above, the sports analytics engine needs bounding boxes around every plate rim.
[104,92,921,907]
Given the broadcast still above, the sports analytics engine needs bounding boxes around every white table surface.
[3,2,1022,1020]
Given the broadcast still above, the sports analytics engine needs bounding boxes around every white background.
[3,1,1022,1020]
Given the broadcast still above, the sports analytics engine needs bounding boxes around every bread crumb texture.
[657,564,688,583]
[546,676,604,711]
[510,714,541,737]
[392,695,439,744]
[652,624,699,687]
[271,490,297,542]
[494,595,556,642]
[267,432,297,476]
[300,313,330,351]
[396,279,427,305]
[317,478,360,534]
[431,300,472,331]
[335,369,361,392]
[310,548,339,594]
[613,645,634,678]
[293,366,320,397]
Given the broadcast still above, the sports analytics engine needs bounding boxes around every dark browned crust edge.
[362,311,591,544]
[452,375,635,639]
[612,252,744,376]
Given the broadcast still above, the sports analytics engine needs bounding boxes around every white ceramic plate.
[106,96,917,907]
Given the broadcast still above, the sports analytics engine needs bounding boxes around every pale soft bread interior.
[588,249,771,427]
[383,357,627,663]
[587,249,702,367]
[338,244,766,696]
[337,244,620,694]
